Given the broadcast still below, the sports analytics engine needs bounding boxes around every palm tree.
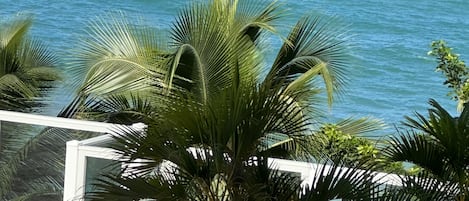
[86,84,381,200]
[57,0,388,199]
[45,0,393,199]
[65,0,349,122]
[384,99,469,200]
[0,14,62,200]
[62,0,353,160]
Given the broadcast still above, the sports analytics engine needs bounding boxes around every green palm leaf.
[81,93,159,123]
[386,99,469,199]
[266,16,350,106]
[69,12,164,97]
[0,15,32,50]
[166,0,283,103]
[334,117,386,136]
[301,161,380,200]
[0,14,59,110]
[236,0,283,43]
[168,4,240,103]
[385,132,446,177]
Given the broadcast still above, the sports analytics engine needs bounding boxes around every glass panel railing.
[84,156,120,200]
[0,110,129,201]
[0,110,406,201]
[0,120,105,201]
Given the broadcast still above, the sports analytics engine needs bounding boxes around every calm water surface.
[3,0,468,134]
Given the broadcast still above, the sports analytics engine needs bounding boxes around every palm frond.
[0,92,32,110]
[334,117,386,136]
[79,60,151,96]
[384,132,446,177]
[0,14,32,50]
[241,157,300,200]
[0,14,59,110]
[169,14,234,102]
[57,95,88,118]
[80,93,159,123]
[17,38,58,77]
[396,99,469,177]
[0,74,36,98]
[390,170,459,200]
[301,161,381,200]
[168,0,270,103]
[69,12,164,97]
[87,173,186,201]
[235,0,284,42]
[266,15,350,106]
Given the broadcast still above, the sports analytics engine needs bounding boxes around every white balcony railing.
[0,110,141,201]
[0,110,403,201]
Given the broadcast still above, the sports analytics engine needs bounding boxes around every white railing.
[63,123,146,201]
[0,110,122,133]
[65,138,403,201]
[0,110,140,201]
[0,110,403,201]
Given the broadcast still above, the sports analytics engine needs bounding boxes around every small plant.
[318,123,406,174]
[428,40,469,110]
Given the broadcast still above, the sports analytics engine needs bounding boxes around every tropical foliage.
[385,99,469,200]
[5,0,469,200]
[68,0,349,158]
[429,40,469,111]
[64,0,349,122]
[0,14,60,110]
[317,122,379,164]
[86,85,382,200]
[0,14,62,200]
[379,40,469,200]
[47,0,395,199]
[313,119,407,174]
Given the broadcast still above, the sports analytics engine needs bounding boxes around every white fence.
[0,110,403,201]
[0,110,138,201]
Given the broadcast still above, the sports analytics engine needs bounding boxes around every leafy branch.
[428,40,469,110]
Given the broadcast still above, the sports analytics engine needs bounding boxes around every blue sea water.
[2,0,468,134]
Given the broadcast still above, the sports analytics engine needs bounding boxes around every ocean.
[3,0,468,134]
